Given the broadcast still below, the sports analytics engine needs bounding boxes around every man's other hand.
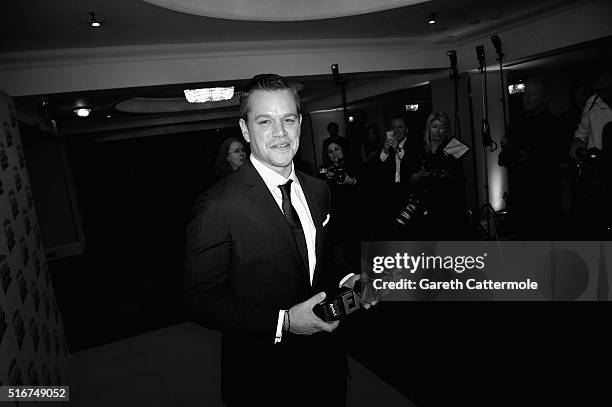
[569,139,587,161]
[288,292,339,335]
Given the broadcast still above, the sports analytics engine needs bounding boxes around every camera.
[318,158,347,184]
[420,158,448,180]
[395,194,427,226]
[576,147,603,186]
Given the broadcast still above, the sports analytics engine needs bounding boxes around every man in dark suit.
[185,74,357,406]
[373,116,419,234]
[378,116,415,184]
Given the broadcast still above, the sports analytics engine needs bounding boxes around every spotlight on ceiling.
[184,86,235,103]
[428,12,438,24]
[74,108,92,118]
[90,12,102,27]
[405,104,419,112]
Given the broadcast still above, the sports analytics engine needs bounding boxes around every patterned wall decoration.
[0,90,69,389]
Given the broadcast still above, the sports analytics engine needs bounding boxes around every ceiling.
[0,0,582,52]
[0,0,602,140]
[139,0,431,21]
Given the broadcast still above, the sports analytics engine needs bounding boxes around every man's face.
[239,89,301,177]
[523,82,550,113]
[391,118,408,142]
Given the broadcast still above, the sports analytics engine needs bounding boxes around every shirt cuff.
[339,273,356,288]
[274,310,285,344]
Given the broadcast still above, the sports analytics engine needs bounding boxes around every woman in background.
[320,137,360,272]
[410,111,467,238]
[213,137,247,182]
[361,125,381,165]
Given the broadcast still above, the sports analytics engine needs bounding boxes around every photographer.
[499,77,564,238]
[407,111,466,238]
[319,137,360,270]
[568,69,612,237]
[321,138,358,187]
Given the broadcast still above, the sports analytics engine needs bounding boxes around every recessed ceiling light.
[90,12,102,27]
[184,86,235,103]
[74,108,92,117]
[428,12,437,24]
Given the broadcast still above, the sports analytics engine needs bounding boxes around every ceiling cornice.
[141,0,430,21]
[0,37,439,70]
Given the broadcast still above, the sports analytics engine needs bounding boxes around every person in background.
[319,137,360,274]
[569,69,612,161]
[320,121,342,159]
[558,81,593,224]
[498,76,563,238]
[409,111,466,238]
[361,125,381,165]
[213,137,247,181]
[374,116,420,229]
[568,68,612,237]
[321,137,358,187]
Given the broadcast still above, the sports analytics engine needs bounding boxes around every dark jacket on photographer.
[319,137,361,267]
[498,107,564,237]
[374,134,421,221]
[408,138,466,238]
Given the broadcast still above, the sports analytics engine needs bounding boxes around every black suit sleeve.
[184,192,278,341]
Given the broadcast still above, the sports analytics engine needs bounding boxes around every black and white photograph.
[1,1,611,406]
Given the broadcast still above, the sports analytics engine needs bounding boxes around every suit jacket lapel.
[242,160,310,286]
[297,171,324,287]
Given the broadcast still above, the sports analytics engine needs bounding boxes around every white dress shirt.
[379,137,407,182]
[574,94,612,150]
[249,155,316,343]
[249,155,354,343]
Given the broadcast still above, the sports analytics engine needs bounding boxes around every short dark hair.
[326,122,339,132]
[525,76,552,96]
[390,115,408,127]
[239,74,301,121]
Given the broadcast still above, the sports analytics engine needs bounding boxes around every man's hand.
[288,292,339,335]
[341,275,378,310]
[382,136,398,154]
[569,139,587,161]
[411,165,432,184]
[340,174,356,185]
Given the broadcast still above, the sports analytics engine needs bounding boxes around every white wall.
[1,0,611,97]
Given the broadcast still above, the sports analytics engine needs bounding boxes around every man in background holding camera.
[568,68,612,237]
[569,69,612,161]
[375,116,419,234]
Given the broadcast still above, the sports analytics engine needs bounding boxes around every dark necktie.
[278,180,309,274]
